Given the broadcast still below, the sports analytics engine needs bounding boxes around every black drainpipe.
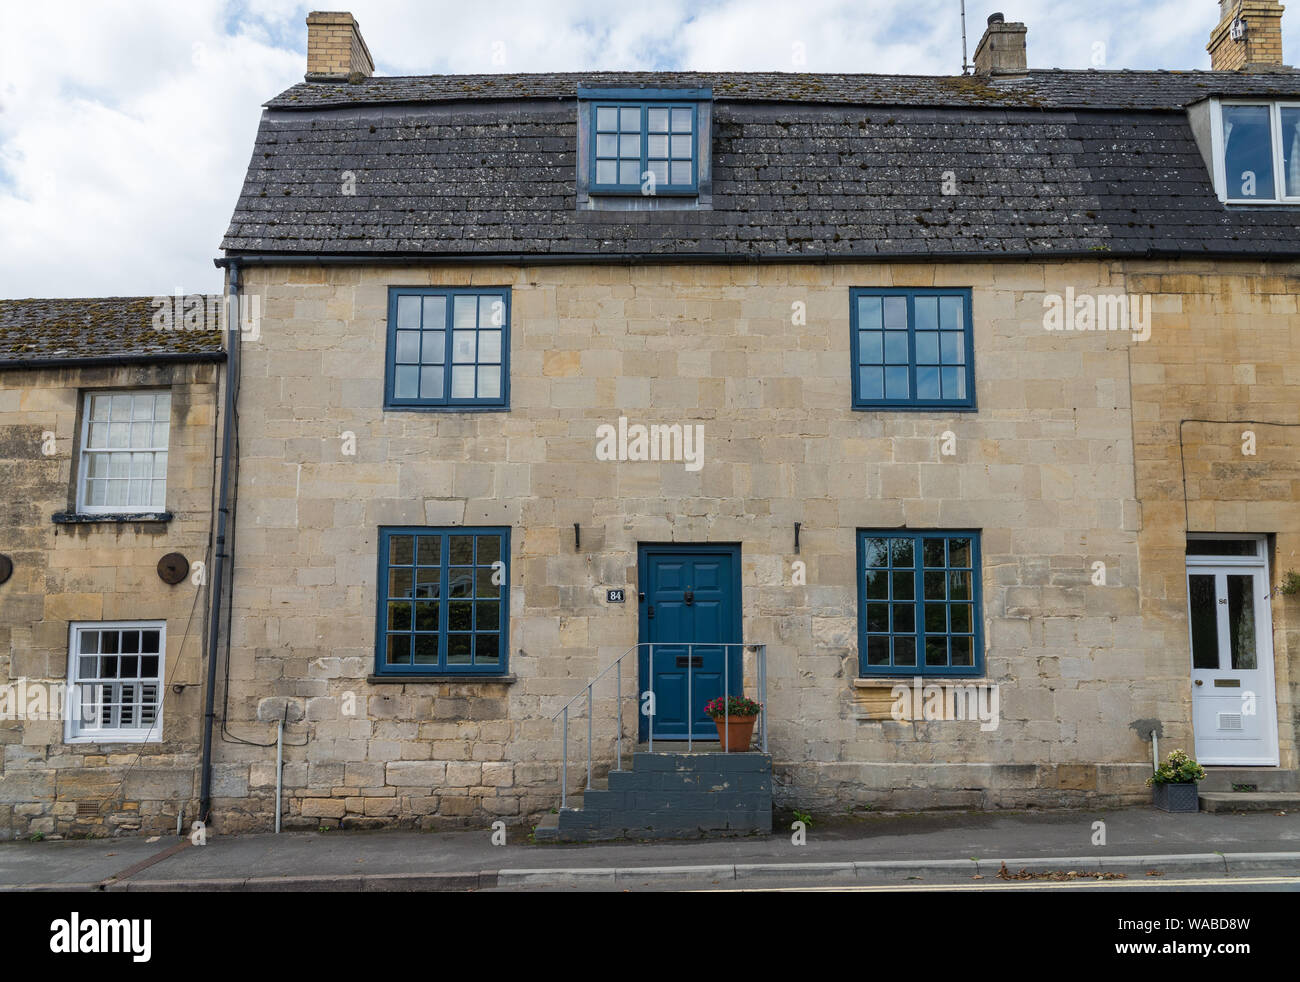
[199,260,242,825]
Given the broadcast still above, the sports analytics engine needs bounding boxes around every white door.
[1186,537,1279,766]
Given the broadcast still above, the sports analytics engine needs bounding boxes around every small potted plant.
[704,695,762,752]
[1146,749,1206,813]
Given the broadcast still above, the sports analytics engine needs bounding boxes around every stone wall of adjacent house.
[213,258,1184,832]
[0,361,220,840]
[1127,260,1300,774]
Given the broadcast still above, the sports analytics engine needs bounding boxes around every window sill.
[852,404,978,413]
[53,512,173,525]
[853,677,989,687]
[588,188,701,198]
[382,404,509,414]
[1222,199,1300,207]
[367,674,517,685]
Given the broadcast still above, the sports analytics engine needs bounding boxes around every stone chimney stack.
[1208,1,1287,70]
[305,11,375,80]
[973,13,1029,76]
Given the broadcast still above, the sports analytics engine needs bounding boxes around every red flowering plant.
[704,695,763,720]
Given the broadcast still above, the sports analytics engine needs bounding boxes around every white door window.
[1185,536,1279,766]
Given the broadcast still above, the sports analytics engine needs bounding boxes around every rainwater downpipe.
[275,714,284,834]
[199,260,242,826]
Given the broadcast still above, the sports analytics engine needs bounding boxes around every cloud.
[0,1,1279,299]
[0,1,300,298]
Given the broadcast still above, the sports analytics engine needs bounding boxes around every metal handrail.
[552,642,768,810]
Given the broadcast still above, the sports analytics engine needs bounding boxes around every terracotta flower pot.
[713,714,757,752]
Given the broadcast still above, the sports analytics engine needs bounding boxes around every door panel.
[1187,564,1279,765]
[639,548,740,740]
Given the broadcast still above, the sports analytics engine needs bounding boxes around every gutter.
[214,247,1300,268]
[0,352,225,371]
[198,262,241,827]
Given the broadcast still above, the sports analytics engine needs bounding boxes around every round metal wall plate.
[0,554,12,586]
[157,553,189,585]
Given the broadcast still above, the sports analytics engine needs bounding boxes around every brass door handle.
[1194,679,1203,686]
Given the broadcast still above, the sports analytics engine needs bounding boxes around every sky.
[0,0,1293,299]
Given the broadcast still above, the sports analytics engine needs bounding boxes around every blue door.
[638,545,742,741]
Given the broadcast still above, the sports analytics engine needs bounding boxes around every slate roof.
[222,69,1300,261]
[0,298,226,368]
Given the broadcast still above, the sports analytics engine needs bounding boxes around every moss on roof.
[0,297,226,364]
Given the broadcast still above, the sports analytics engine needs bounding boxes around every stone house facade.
[2,3,1299,838]
[201,5,1300,832]
[0,299,224,839]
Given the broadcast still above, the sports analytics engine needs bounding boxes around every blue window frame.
[587,96,699,195]
[384,288,509,410]
[857,531,983,678]
[850,288,975,410]
[375,527,510,676]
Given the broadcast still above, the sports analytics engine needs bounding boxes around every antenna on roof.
[960,1,972,75]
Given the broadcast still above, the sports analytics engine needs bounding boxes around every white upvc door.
[1186,537,1280,766]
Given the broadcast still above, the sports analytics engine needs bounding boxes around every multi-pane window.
[77,391,170,513]
[376,528,509,675]
[385,288,509,409]
[591,102,698,194]
[1218,102,1300,203]
[67,622,164,742]
[858,531,983,677]
[850,289,975,409]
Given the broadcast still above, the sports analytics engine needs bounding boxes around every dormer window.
[1212,100,1300,203]
[594,102,697,193]
[576,87,712,208]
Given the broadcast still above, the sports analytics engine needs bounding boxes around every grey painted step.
[545,752,774,842]
[1199,791,1300,813]
[1198,768,1299,793]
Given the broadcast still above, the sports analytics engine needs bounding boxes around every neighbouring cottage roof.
[0,297,226,368]
[221,68,1300,261]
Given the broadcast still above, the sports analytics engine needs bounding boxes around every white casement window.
[66,622,165,743]
[77,390,171,514]
[1212,99,1300,204]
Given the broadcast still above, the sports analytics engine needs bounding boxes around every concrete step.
[543,752,774,842]
[1199,791,1300,813]
[532,812,561,841]
[1199,768,1299,793]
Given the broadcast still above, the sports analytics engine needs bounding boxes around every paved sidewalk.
[1,807,1297,891]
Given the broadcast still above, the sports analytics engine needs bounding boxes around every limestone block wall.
[215,258,1171,831]
[0,361,220,840]
[1127,260,1300,773]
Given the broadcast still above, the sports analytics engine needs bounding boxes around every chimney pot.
[989,13,1005,25]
